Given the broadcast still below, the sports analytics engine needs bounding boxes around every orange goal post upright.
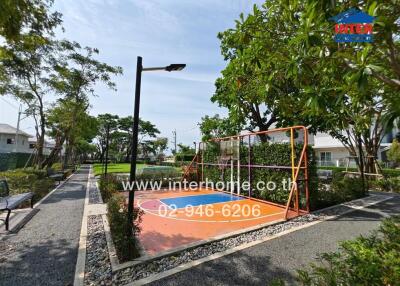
[182,126,310,220]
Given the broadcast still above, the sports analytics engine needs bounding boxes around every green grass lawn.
[93,163,146,176]
[93,163,183,176]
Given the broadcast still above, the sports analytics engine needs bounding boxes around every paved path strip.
[147,195,400,286]
[0,166,89,286]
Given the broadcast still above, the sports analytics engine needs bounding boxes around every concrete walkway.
[150,194,400,286]
[0,166,89,286]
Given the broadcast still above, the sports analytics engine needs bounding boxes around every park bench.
[317,169,333,181]
[47,168,66,184]
[0,179,34,231]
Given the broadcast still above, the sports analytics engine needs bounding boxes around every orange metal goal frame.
[182,126,310,220]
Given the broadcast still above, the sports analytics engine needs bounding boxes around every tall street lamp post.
[128,56,185,238]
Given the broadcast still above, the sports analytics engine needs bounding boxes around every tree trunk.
[43,134,66,168]
[37,100,46,169]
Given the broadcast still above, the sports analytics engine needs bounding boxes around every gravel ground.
[0,167,89,286]
[84,215,112,286]
[88,176,102,204]
[112,194,392,285]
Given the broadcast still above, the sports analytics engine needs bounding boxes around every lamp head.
[165,64,186,72]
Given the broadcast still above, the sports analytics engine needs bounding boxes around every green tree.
[215,1,400,178]
[1,35,61,167]
[214,3,305,141]
[118,116,160,162]
[147,137,168,162]
[95,114,119,163]
[0,0,61,41]
[46,98,98,167]
[177,144,195,155]
[388,139,400,166]
[43,42,122,167]
[199,114,240,141]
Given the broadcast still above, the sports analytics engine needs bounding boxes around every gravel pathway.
[0,166,89,286]
[88,175,102,205]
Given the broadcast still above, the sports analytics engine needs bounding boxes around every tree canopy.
[214,0,400,174]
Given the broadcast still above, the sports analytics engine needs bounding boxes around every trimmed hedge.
[202,142,318,210]
[318,166,400,177]
[175,154,196,162]
[98,174,121,202]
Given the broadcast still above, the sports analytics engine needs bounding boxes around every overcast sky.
[0,0,264,151]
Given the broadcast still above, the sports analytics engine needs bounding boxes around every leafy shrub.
[51,163,63,171]
[64,169,73,178]
[32,178,55,200]
[332,176,366,202]
[318,166,400,178]
[0,169,55,203]
[22,168,48,179]
[314,175,367,209]
[295,216,400,286]
[134,166,181,188]
[107,193,143,261]
[372,177,400,193]
[0,170,39,194]
[98,174,121,202]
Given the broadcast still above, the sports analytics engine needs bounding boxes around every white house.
[0,123,32,153]
[28,137,57,156]
[311,130,398,167]
[249,124,398,167]
[0,123,57,156]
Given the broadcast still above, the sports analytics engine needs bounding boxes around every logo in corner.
[330,8,375,43]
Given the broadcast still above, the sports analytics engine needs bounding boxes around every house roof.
[0,123,32,137]
[330,8,375,24]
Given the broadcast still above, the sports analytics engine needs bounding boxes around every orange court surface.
[132,188,290,256]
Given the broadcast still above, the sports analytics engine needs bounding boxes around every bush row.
[97,173,144,261]
[107,193,143,261]
[316,173,366,209]
[369,177,400,193]
[318,166,400,177]
[98,174,121,202]
[175,154,196,162]
[0,168,56,203]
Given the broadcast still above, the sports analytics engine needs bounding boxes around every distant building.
[248,124,398,168]
[0,123,32,153]
[0,123,58,156]
[312,130,397,167]
[28,137,56,156]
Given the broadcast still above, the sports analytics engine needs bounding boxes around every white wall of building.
[0,133,30,153]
